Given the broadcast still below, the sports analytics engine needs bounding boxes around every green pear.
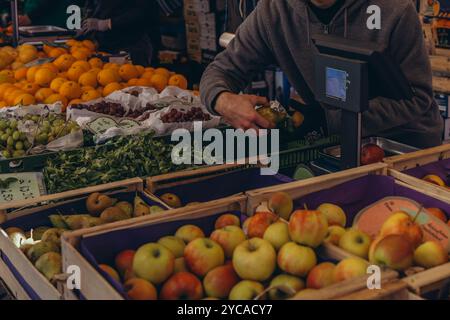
[49,215,68,229]
[41,228,65,247]
[27,241,59,263]
[87,217,104,227]
[150,205,165,214]
[27,227,51,241]
[63,215,91,230]
[35,252,62,281]
[134,196,150,217]
[115,201,133,217]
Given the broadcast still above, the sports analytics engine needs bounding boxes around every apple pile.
[98,206,373,301]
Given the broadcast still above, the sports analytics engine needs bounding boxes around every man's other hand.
[215,92,273,130]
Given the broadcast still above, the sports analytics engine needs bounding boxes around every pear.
[86,192,115,216]
[35,252,62,282]
[134,196,151,217]
[87,217,104,227]
[26,226,50,241]
[20,244,33,256]
[100,207,129,223]
[115,201,133,217]
[150,205,165,214]
[63,215,91,230]
[49,215,69,229]
[41,228,65,247]
[160,193,182,208]
[27,241,59,263]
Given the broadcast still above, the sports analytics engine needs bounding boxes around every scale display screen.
[326,67,348,102]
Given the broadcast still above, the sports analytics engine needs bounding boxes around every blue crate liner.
[154,167,293,205]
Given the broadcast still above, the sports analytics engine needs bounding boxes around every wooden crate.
[246,163,450,299]
[61,195,247,300]
[385,144,450,207]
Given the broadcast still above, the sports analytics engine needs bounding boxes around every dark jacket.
[85,0,160,52]
[24,0,84,28]
[200,0,443,148]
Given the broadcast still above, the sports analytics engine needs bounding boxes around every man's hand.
[18,15,32,26]
[80,18,111,35]
[215,92,273,130]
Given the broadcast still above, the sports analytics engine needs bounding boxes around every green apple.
[133,243,175,284]
[268,274,305,300]
[278,242,317,277]
[263,221,291,251]
[414,241,448,268]
[210,226,246,258]
[158,236,186,258]
[317,203,346,227]
[229,280,265,300]
[175,225,205,244]
[233,238,276,281]
[324,226,346,245]
[339,228,372,259]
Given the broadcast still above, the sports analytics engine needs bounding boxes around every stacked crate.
[183,0,225,64]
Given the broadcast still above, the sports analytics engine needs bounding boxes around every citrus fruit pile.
[0,40,189,111]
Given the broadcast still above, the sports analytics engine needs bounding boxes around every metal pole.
[10,0,19,47]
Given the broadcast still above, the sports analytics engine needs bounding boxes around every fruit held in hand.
[317,203,346,227]
[369,234,414,271]
[268,274,305,300]
[339,229,372,259]
[306,262,336,289]
[203,264,240,299]
[333,257,369,283]
[160,272,203,300]
[133,243,175,284]
[288,209,328,248]
[210,226,246,258]
[263,221,291,251]
[277,242,317,277]
[160,193,182,208]
[215,214,241,229]
[361,144,385,165]
[184,238,225,277]
[233,238,276,281]
[124,278,157,300]
[86,193,114,215]
[269,192,293,220]
[175,225,205,244]
[158,236,186,258]
[229,280,265,300]
[324,226,346,245]
[413,241,448,268]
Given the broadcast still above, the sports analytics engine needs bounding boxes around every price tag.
[0,172,46,204]
[118,119,140,130]
[86,116,118,135]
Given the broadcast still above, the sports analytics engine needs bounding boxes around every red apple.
[184,238,225,277]
[215,214,241,229]
[361,144,385,165]
[115,250,135,276]
[369,234,414,271]
[99,264,120,283]
[175,225,205,244]
[160,272,203,300]
[203,264,240,299]
[268,192,294,220]
[289,210,328,248]
[333,258,369,283]
[306,262,336,289]
[380,211,423,248]
[247,212,279,238]
[124,278,157,300]
[210,226,246,258]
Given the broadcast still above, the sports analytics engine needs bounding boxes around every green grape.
[5,128,12,135]
[12,150,25,158]
[24,140,31,149]
[7,136,14,146]
[0,120,7,130]
[31,115,39,122]
[19,132,26,140]
[9,119,18,129]
[35,133,48,145]
[0,133,7,142]
[2,150,10,158]
[12,131,20,141]
[42,120,51,128]
[15,141,24,150]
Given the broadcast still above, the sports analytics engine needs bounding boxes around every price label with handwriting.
[0,172,46,204]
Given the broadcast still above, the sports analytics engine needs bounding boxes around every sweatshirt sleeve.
[110,0,154,30]
[200,0,275,114]
[362,3,435,135]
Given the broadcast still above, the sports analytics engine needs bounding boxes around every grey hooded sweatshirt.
[200,0,443,148]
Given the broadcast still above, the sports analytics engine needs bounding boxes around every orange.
[88,57,103,69]
[82,89,101,102]
[41,63,59,74]
[14,93,36,106]
[103,62,119,70]
[103,82,122,96]
[135,65,145,76]
[68,98,83,106]
[22,82,40,95]
[150,74,168,92]
[18,49,38,64]
[127,78,139,86]
[45,93,68,107]
[97,69,120,86]
[54,54,76,72]
[82,40,96,51]
[6,89,25,105]
[48,48,67,59]
[72,48,91,61]
[168,74,188,90]
[0,101,7,108]
[11,61,24,70]
[59,81,82,100]
[96,87,104,95]
[3,86,19,101]
[35,88,54,102]
[141,71,154,80]
[81,86,95,94]
[50,77,67,92]
[78,72,98,88]
[72,60,91,72]
[119,64,139,81]
[66,39,79,47]
[43,44,55,55]
[34,68,57,86]
[14,67,28,81]
[18,44,37,54]
[88,68,101,77]
[154,67,170,78]
[145,67,155,73]
[136,77,152,87]
[0,83,14,100]
[67,65,86,82]
[0,69,13,78]
[26,66,40,82]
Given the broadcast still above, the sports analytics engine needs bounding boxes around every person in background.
[79,0,163,66]
[18,0,84,28]
[200,0,443,149]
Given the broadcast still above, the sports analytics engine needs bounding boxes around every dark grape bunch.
[161,107,212,123]
[71,101,156,119]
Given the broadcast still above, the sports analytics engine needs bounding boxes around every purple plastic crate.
[402,158,450,185]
